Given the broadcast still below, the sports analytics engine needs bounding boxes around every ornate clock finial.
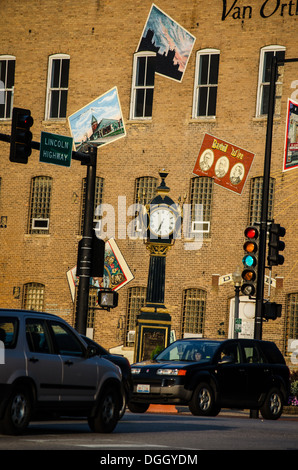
[157,169,170,193]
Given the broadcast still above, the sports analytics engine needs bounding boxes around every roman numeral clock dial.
[149,207,176,238]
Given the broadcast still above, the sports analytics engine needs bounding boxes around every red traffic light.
[244,226,259,239]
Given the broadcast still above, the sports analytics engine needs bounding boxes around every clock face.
[149,207,176,237]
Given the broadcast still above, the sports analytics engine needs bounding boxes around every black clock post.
[134,170,181,362]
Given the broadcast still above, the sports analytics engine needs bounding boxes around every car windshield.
[156,339,221,363]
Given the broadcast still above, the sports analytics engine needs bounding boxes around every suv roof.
[0,308,62,320]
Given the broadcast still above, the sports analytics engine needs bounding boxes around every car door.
[25,318,63,401]
[214,341,248,407]
[240,340,269,406]
[48,320,98,402]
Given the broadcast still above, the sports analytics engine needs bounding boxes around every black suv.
[129,338,290,420]
[0,309,123,435]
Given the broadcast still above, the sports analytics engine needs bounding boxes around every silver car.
[0,309,122,435]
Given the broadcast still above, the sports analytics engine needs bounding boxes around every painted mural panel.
[283,98,298,172]
[137,4,196,82]
[68,87,126,151]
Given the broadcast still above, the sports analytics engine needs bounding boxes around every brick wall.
[0,0,297,361]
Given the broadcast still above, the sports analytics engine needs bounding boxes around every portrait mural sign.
[193,133,255,195]
[137,3,196,82]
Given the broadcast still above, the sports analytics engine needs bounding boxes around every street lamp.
[232,265,242,338]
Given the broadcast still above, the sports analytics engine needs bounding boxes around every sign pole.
[75,146,97,335]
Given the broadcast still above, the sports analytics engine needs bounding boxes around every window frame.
[188,176,213,239]
[28,176,52,234]
[125,286,146,345]
[0,55,15,120]
[45,53,70,120]
[130,51,156,120]
[192,49,220,119]
[22,282,45,311]
[182,288,206,337]
[256,45,286,117]
[249,176,275,225]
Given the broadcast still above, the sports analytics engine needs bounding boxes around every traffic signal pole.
[75,146,97,334]
[254,56,298,341]
[254,56,277,340]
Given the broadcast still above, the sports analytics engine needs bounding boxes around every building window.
[28,176,52,234]
[188,177,213,238]
[45,54,70,119]
[23,282,45,311]
[0,55,15,120]
[249,176,275,225]
[192,49,220,118]
[256,45,285,117]
[134,176,157,205]
[130,52,156,119]
[80,176,104,234]
[125,286,146,345]
[182,288,206,336]
[286,293,298,356]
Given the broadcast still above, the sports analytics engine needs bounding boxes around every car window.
[49,321,85,357]
[0,317,19,349]
[26,319,52,354]
[157,340,219,362]
[243,344,266,364]
[218,343,241,364]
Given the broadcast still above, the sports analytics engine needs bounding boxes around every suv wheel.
[88,386,120,433]
[189,382,221,417]
[260,387,283,420]
[1,387,32,435]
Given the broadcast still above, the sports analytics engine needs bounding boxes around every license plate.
[137,384,150,393]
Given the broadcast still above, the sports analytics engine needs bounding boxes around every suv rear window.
[0,317,19,349]
[259,341,285,364]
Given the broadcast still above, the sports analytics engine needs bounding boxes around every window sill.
[125,119,153,125]
[188,117,216,124]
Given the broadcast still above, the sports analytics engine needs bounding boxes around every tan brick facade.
[0,0,298,365]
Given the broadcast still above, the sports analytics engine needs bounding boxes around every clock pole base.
[134,309,171,363]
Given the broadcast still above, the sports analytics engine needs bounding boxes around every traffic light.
[10,107,33,164]
[263,301,282,321]
[267,222,286,266]
[241,225,259,297]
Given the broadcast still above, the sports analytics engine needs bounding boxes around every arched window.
[125,286,146,345]
[22,282,45,311]
[192,49,220,118]
[28,176,52,234]
[45,53,70,119]
[0,55,15,119]
[256,45,285,117]
[182,288,206,337]
[130,52,156,119]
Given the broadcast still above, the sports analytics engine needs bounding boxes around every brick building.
[0,0,298,366]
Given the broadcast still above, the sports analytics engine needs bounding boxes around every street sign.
[235,318,242,333]
[40,131,73,167]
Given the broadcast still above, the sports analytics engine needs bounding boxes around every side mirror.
[85,345,97,358]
